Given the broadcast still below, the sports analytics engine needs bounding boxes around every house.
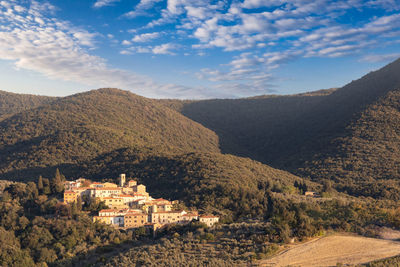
[103,182,118,188]
[99,197,127,208]
[124,212,148,228]
[150,210,187,224]
[145,198,173,213]
[63,191,78,204]
[122,187,134,194]
[93,215,124,227]
[93,187,122,198]
[118,194,136,206]
[98,208,141,217]
[133,184,147,195]
[199,215,219,227]
[127,180,137,187]
[72,187,93,198]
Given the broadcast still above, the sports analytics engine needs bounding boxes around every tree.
[37,176,43,194]
[76,196,82,211]
[18,216,30,230]
[26,182,38,200]
[322,179,334,195]
[1,191,10,202]
[51,169,64,194]
[42,179,51,195]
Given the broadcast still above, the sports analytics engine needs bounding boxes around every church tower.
[119,173,126,187]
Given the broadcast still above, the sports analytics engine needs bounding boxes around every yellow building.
[127,180,137,187]
[133,184,147,194]
[100,197,128,208]
[103,182,118,188]
[124,212,148,228]
[63,191,78,204]
[150,210,187,224]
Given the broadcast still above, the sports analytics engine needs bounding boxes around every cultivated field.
[260,234,400,266]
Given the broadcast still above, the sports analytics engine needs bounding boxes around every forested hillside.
[0,90,55,120]
[0,88,219,179]
[168,58,400,198]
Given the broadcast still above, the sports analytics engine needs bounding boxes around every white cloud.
[132,32,160,42]
[123,0,163,18]
[152,43,176,55]
[121,0,400,94]
[360,53,400,63]
[0,0,207,99]
[93,0,120,8]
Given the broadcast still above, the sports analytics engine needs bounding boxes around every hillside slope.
[171,59,400,192]
[0,88,220,179]
[0,90,55,120]
[73,148,312,219]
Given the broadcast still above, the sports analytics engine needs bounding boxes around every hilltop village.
[63,174,219,231]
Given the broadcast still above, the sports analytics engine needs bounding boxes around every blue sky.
[0,0,399,99]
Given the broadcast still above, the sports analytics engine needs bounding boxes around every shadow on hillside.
[179,58,400,173]
[0,163,83,181]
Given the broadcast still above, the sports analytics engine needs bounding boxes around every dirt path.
[260,234,400,266]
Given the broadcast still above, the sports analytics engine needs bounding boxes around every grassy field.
[260,234,400,267]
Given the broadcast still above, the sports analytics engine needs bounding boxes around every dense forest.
[0,90,55,120]
[0,88,219,179]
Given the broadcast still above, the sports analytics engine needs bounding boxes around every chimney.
[119,173,126,187]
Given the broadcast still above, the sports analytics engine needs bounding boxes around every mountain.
[165,58,400,198]
[0,90,55,120]
[0,88,219,179]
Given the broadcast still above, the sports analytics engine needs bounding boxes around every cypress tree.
[52,169,64,194]
[38,175,44,194]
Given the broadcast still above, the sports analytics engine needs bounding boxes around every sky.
[0,0,400,99]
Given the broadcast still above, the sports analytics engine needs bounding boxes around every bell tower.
[119,173,126,187]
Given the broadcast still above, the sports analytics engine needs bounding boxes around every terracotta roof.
[125,213,146,216]
[119,194,135,197]
[95,187,122,190]
[99,209,124,212]
[154,198,168,201]
[152,210,185,214]
[64,191,76,194]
